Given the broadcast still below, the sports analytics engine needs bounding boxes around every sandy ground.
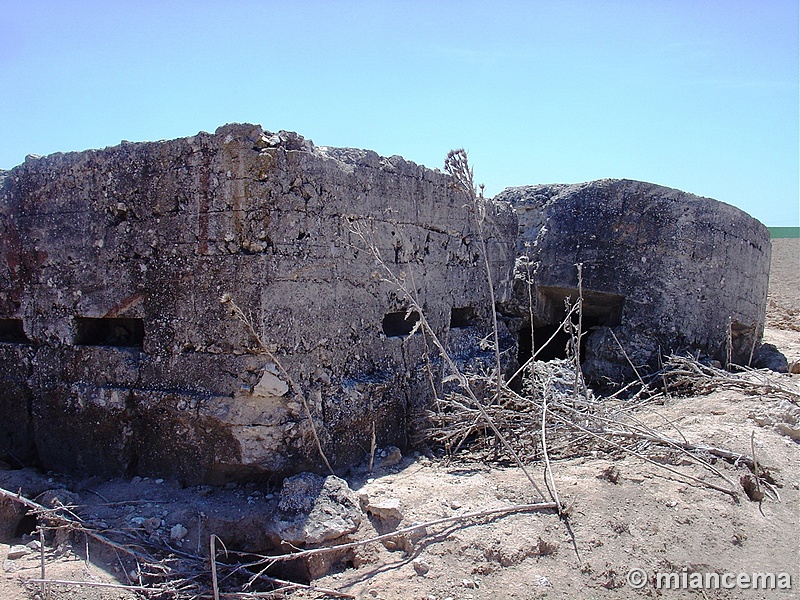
[764,238,800,371]
[1,238,798,600]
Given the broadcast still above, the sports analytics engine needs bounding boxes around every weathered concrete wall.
[0,124,517,483]
[1,131,774,479]
[496,179,771,383]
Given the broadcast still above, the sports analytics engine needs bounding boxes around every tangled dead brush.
[420,150,789,503]
[424,345,798,501]
[659,353,800,403]
[427,359,602,462]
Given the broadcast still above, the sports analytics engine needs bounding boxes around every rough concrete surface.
[0,124,517,483]
[496,179,771,384]
[0,126,775,485]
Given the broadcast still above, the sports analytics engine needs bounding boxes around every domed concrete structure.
[496,179,772,384]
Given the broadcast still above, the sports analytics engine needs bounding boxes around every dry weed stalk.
[571,263,587,402]
[220,294,335,475]
[445,149,504,407]
[347,218,548,502]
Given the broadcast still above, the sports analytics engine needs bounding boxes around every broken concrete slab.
[271,473,362,546]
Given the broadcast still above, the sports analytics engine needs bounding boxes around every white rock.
[253,370,289,397]
[170,523,189,541]
[6,545,31,560]
[367,498,403,522]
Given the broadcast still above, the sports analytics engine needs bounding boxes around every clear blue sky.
[2,1,798,226]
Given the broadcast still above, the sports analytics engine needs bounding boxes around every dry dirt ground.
[1,239,798,600]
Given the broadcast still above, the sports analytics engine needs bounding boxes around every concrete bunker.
[0,128,775,483]
[0,124,517,483]
[496,179,772,384]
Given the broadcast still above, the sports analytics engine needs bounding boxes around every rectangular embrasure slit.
[450,306,478,329]
[0,318,30,343]
[74,317,144,348]
[382,311,421,338]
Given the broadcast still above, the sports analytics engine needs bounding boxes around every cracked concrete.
[0,127,773,483]
[0,123,516,483]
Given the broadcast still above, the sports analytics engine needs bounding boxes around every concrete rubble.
[272,473,362,546]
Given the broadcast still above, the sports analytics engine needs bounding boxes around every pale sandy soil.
[764,238,800,370]
[1,238,798,600]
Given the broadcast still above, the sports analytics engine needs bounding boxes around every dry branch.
[248,501,558,568]
[27,578,160,593]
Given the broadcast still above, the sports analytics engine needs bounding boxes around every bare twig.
[26,579,159,593]
[573,263,585,402]
[369,421,377,472]
[727,316,733,371]
[249,501,558,567]
[211,535,221,600]
[0,486,48,512]
[747,321,760,367]
[750,431,761,497]
[608,328,647,391]
[39,526,46,599]
[598,409,732,484]
[540,381,562,513]
[243,573,356,599]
